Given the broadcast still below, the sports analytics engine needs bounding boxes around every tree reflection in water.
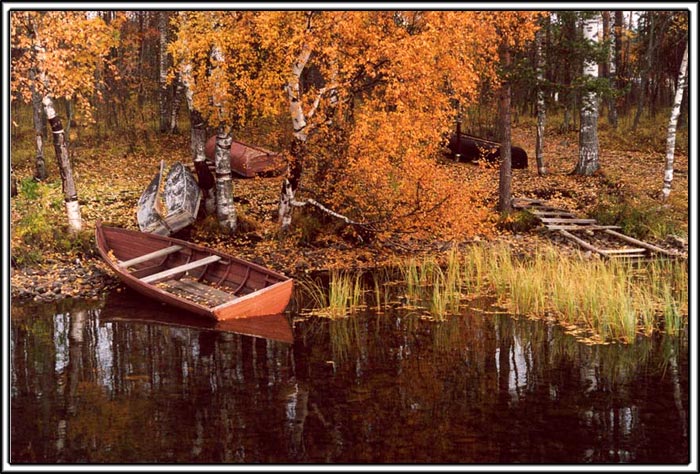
[10,294,689,464]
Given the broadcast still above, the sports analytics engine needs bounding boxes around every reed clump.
[298,271,365,319]
[298,242,687,343]
[464,244,688,342]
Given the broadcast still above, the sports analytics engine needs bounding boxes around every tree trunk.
[534,25,547,176]
[11,166,18,197]
[661,43,688,201]
[158,11,170,133]
[602,11,618,127]
[30,68,47,181]
[608,10,622,127]
[573,15,601,176]
[497,46,513,214]
[42,96,82,232]
[209,40,237,232]
[279,41,313,232]
[169,76,184,134]
[214,124,237,232]
[632,12,654,132]
[180,56,216,216]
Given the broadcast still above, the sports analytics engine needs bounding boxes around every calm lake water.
[10,288,689,464]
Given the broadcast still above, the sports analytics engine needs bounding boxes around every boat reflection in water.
[100,289,294,343]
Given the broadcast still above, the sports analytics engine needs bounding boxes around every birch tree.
[10,11,118,231]
[573,13,601,176]
[158,11,170,133]
[43,95,82,232]
[661,43,688,201]
[534,22,547,176]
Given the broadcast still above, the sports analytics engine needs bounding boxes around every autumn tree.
[170,11,548,240]
[11,11,120,232]
[473,12,541,213]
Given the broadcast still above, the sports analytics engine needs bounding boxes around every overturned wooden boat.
[137,160,201,235]
[96,221,293,321]
[204,135,288,178]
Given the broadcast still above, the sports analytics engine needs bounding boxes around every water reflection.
[10,292,688,464]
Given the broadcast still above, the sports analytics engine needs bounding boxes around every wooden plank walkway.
[512,197,682,260]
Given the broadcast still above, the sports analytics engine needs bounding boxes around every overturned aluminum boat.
[137,161,201,235]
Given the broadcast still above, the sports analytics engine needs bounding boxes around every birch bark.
[158,11,170,133]
[43,96,82,232]
[661,43,688,201]
[573,15,601,176]
[534,26,547,176]
[279,41,312,231]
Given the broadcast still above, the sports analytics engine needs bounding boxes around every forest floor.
[9,119,690,303]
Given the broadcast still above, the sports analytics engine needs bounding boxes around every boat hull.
[204,136,288,178]
[96,222,293,321]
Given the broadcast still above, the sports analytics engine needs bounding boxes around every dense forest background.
[8,10,690,262]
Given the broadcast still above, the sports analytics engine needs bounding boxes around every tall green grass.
[296,243,687,343]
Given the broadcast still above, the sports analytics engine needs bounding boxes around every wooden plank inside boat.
[158,277,236,307]
[141,255,221,284]
[118,245,183,268]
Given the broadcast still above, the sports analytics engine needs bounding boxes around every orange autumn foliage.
[168,11,546,240]
[10,11,122,123]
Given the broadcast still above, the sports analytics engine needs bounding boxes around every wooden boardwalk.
[512,197,683,260]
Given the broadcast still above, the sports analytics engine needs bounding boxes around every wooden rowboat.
[100,290,294,343]
[204,136,288,178]
[95,221,293,321]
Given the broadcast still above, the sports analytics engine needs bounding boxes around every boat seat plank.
[118,245,183,268]
[159,278,235,306]
[141,255,221,284]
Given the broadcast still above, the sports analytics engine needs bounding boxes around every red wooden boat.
[95,221,293,321]
[204,136,288,178]
[100,291,294,343]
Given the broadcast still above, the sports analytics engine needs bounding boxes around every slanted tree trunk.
[497,45,513,213]
[661,43,688,201]
[573,15,601,176]
[158,11,170,133]
[534,25,547,176]
[213,124,236,232]
[42,96,82,232]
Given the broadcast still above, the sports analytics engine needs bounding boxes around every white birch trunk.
[181,61,215,215]
[169,76,184,133]
[29,66,47,180]
[210,43,237,232]
[279,42,312,232]
[574,15,601,176]
[662,43,688,201]
[42,96,82,233]
[158,11,169,133]
[535,27,547,176]
[214,125,236,231]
